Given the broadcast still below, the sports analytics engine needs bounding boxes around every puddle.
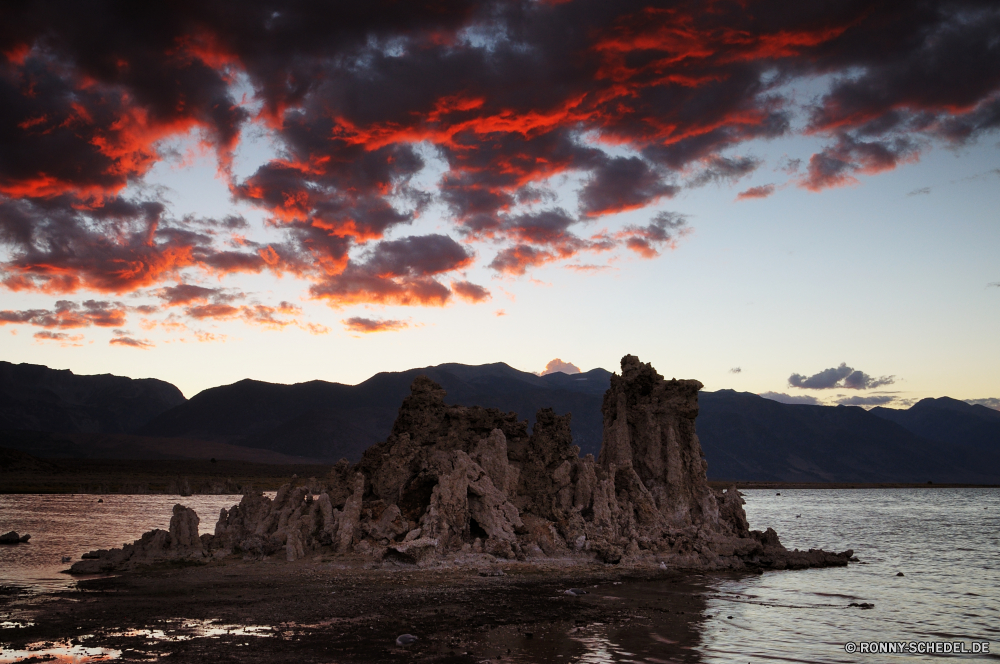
[105,620,273,641]
[0,619,274,663]
[0,641,123,663]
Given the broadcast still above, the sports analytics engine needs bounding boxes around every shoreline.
[0,558,727,663]
[707,481,1000,490]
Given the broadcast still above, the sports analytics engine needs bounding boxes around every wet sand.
[0,559,718,663]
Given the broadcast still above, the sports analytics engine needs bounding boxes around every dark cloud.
[158,284,238,306]
[342,317,409,333]
[451,280,491,303]
[33,330,84,346]
[0,300,126,328]
[617,211,688,258]
[578,157,678,218]
[0,0,998,313]
[788,363,895,390]
[687,156,761,188]
[835,395,897,407]
[310,234,472,306]
[109,329,153,348]
[759,391,822,406]
[965,398,1000,411]
[801,134,919,191]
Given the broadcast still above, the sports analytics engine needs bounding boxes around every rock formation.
[72,355,852,572]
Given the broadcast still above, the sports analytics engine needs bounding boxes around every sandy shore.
[0,558,722,663]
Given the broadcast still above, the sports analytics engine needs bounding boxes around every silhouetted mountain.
[870,397,1000,452]
[0,362,185,434]
[140,364,612,461]
[3,360,998,483]
[697,391,1000,483]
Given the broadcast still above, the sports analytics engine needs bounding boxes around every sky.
[1,1,998,410]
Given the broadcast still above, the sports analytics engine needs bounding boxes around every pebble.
[564,588,588,596]
[396,634,418,646]
[896,572,904,577]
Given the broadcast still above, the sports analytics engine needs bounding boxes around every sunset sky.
[1,1,998,409]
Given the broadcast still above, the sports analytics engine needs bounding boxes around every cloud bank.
[1,1,999,340]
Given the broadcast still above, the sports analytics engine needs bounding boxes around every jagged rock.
[72,354,852,573]
[69,504,205,573]
[0,531,23,544]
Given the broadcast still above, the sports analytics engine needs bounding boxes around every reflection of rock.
[73,355,853,573]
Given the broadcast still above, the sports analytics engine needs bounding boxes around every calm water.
[1,489,998,662]
[0,494,243,591]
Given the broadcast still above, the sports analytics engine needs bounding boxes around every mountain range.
[1,360,998,483]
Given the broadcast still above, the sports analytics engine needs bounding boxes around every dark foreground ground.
[0,559,731,663]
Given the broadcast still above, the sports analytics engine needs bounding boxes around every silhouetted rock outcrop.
[71,356,852,572]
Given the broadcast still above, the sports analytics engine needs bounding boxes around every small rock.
[396,634,418,646]
[0,531,21,544]
[849,602,875,609]
[478,569,505,577]
[61,556,72,563]
[727,616,733,619]
[775,492,781,496]
[896,572,904,577]
[18,533,30,543]
[97,499,104,503]
[659,561,668,570]
[564,588,588,596]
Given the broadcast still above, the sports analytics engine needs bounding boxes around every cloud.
[788,363,895,390]
[540,359,581,376]
[109,329,153,349]
[578,157,678,218]
[33,330,84,346]
[988,282,1000,288]
[759,392,822,406]
[729,367,742,374]
[341,317,409,334]
[617,211,688,259]
[835,395,896,407]
[736,184,776,201]
[907,187,931,196]
[800,135,920,191]
[0,300,126,329]
[688,156,761,188]
[965,398,1000,411]
[1,0,998,319]
[451,280,491,303]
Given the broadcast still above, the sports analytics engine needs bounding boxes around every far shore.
[708,481,1000,490]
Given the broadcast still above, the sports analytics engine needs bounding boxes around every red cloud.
[736,184,776,200]
[342,317,409,333]
[0,0,996,318]
[451,280,491,303]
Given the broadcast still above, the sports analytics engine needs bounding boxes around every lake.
[1,488,997,662]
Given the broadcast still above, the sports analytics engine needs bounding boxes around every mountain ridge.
[2,360,997,483]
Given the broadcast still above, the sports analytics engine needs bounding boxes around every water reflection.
[0,619,274,663]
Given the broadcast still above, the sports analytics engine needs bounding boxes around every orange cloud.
[342,317,409,333]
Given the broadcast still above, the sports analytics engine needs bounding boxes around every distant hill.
[2,360,998,484]
[139,364,613,462]
[870,397,1000,452]
[0,361,185,434]
[698,391,1000,484]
